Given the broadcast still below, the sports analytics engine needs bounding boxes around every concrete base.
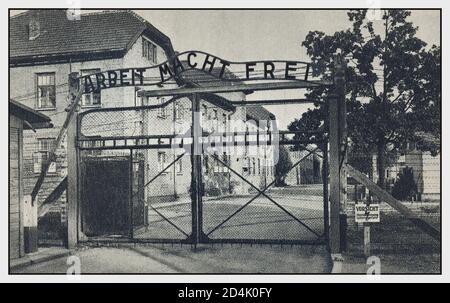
[330,253,344,273]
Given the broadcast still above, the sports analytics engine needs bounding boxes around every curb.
[330,253,344,273]
[10,249,71,271]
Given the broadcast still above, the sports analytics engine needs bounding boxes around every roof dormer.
[27,17,40,40]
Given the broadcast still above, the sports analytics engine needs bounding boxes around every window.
[258,158,261,175]
[36,73,56,109]
[157,151,166,172]
[222,113,227,133]
[201,104,208,126]
[28,19,41,40]
[175,104,184,120]
[398,154,406,165]
[157,97,167,118]
[81,69,101,107]
[213,158,222,173]
[222,153,228,173]
[176,158,183,174]
[33,138,56,173]
[203,155,209,174]
[142,38,157,63]
[252,158,256,175]
[84,140,103,156]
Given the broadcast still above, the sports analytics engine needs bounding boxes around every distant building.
[385,148,440,201]
[286,148,322,186]
[9,10,277,239]
[10,10,179,224]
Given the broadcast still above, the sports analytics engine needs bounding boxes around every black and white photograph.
[4,1,444,281]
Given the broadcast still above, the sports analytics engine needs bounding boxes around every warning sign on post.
[355,203,380,223]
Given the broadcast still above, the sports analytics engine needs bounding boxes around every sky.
[133,10,440,129]
[10,9,441,129]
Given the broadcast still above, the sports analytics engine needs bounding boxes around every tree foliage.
[392,167,418,200]
[288,9,441,187]
[275,145,293,186]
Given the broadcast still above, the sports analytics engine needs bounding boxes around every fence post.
[191,93,203,244]
[329,50,347,253]
[66,72,80,249]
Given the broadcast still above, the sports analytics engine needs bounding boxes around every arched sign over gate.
[42,50,347,253]
[80,50,315,93]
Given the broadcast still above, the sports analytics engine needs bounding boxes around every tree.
[289,9,441,188]
[274,145,293,186]
[392,167,417,200]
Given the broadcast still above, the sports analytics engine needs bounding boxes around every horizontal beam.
[346,164,440,241]
[231,98,324,106]
[78,139,325,151]
[138,80,333,97]
[38,177,68,218]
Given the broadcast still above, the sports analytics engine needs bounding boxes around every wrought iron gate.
[77,94,329,245]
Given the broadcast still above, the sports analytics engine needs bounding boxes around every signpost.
[355,203,380,223]
[355,203,380,257]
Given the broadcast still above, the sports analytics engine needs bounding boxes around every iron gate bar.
[148,205,190,238]
[78,95,186,128]
[206,147,320,237]
[77,135,326,150]
[129,151,134,238]
[209,150,322,238]
[199,238,325,245]
[230,99,324,106]
[127,154,189,240]
[141,152,185,191]
[321,142,330,245]
[138,80,333,98]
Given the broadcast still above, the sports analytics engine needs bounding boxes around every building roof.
[10,10,175,66]
[246,105,276,121]
[180,67,275,120]
[179,67,245,111]
[9,99,52,129]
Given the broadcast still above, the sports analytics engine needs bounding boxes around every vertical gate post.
[337,50,348,252]
[321,142,330,244]
[67,72,80,249]
[191,93,203,244]
[129,150,134,239]
[329,50,347,253]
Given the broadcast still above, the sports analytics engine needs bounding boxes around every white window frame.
[157,151,167,172]
[36,73,56,109]
[157,97,167,119]
[142,37,157,64]
[176,157,183,174]
[81,69,101,107]
[33,138,57,173]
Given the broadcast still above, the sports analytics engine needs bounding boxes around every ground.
[13,184,331,274]
[134,184,325,241]
[15,185,440,274]
[11,244,331,274]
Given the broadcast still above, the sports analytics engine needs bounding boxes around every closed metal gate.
[77,95,328,245]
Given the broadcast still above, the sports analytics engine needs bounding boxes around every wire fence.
[345,149,440,256]
[76,99,328,244]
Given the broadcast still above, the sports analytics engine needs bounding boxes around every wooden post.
[363,224,371,257]
[322,142,330,244]
[66,72,80,248]
[328,82,341,253]
[329,50,347,253]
